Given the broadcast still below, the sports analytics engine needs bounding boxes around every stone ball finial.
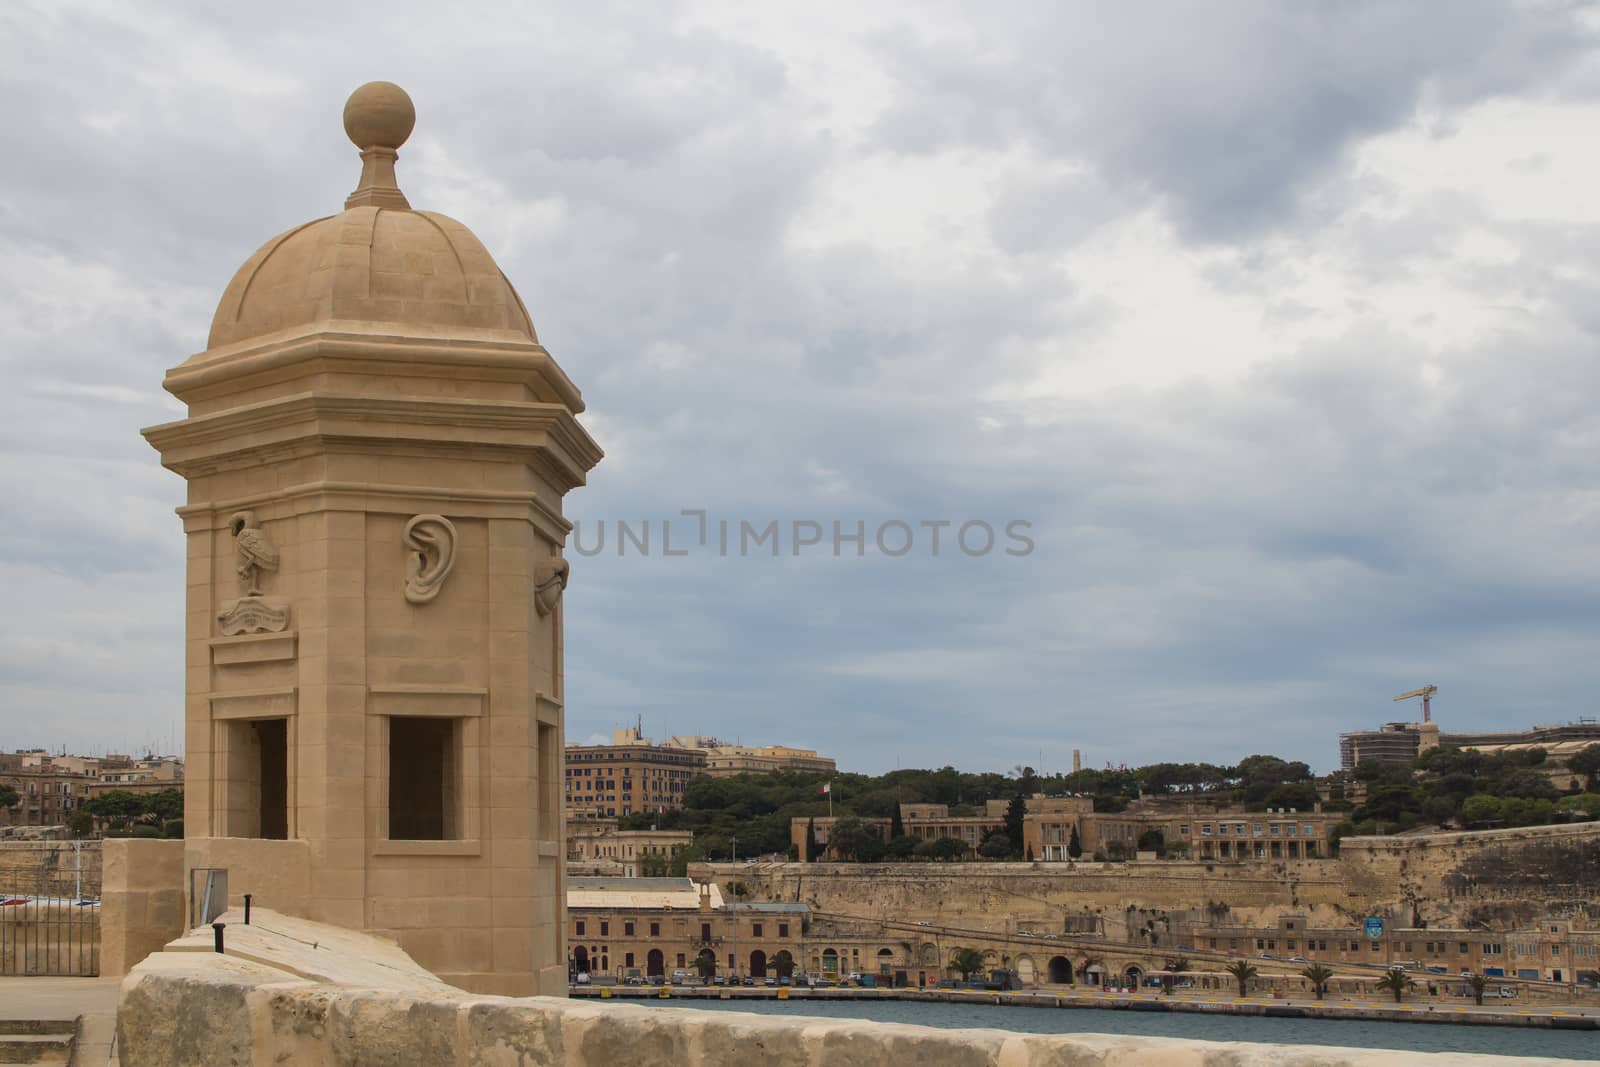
[343,81,416,151]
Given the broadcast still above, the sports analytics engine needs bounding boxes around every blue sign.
[1364,918,1385,940]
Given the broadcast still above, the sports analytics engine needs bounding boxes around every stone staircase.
[0,1020,75,1065]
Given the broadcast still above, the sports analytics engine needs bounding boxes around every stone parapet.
[100,838,184,976]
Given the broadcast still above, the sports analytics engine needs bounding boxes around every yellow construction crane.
[1394,685,1438,723]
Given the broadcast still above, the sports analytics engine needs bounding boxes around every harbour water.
[638,997,1600,1061]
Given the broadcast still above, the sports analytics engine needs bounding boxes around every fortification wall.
[705,860,1377,939]
[705,824,1600,936]
[116,910,1552,1067]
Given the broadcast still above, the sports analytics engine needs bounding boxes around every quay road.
[570,982,1600,1030]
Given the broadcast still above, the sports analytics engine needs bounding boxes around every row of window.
[1196,822,1318,837]
[1220,936,1598,958]
[573,918,792,940]
[566,752,703,766]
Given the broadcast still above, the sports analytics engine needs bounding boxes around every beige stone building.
[1172,911,1600,985]
[566,877,925,985]
[139,82,600,995]
[565,818,693,875]
[567,877,808,981]
[665,736,836,777]
[794,796,1336,864]
[565,728,706,818]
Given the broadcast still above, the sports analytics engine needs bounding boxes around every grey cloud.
[3,0,1599,774]
[868,1,1594,241]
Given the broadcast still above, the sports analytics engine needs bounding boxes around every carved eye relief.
[403,515,457,604]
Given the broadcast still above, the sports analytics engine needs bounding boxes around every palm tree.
[950,947,987,981]
[1465,973,1489,1006]
[1300,963,1335,1000]
[1161,956,1191,996]
[1225,960,1258,997]
[1376,969,1416,1004]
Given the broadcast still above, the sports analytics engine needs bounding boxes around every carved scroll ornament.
[534,557,569,617]
[403,515,457,604]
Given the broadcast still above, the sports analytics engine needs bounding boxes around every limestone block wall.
[100,839,185,977]
[708,860,1368,938]
[117,910,1552,1067]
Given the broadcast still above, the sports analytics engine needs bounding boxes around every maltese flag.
[819,783,830,796]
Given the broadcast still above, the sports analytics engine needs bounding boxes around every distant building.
[793,795,1336,864]
[1171,910,1600,985]
[565,816,694,875]
[567,877,808,981]
[664,737,835,778]
[1339,721,1441,772]
[1340,717,1600,773]
[1439,720,1600,761]
[566,877,920,984]
[564,728,707,818]
[0,751,183,829]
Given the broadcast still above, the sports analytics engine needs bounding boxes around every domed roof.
[205,82,537,351]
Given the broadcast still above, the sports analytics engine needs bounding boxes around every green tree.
[638,852,670,877]
[1067,825,1083,859]
[1465,973,1489,1006]
[915,836,966,862]
[1225,960,1258,997]
[1161,956,1190,995]
[82,789,146,829]
[1300,963,1334,1000]
[827,816,880,862]
[1460,794,1503,827]
[147,788,184,825]
[950,947,987,981]
[804,818,819,862]
[1569,745,1600,793]
[1137,829,1165,857]
[890,802,906,839]
[979,831,1011,860]
[0,785,17,811]
[773,951,795,979]
[886,835,917,859]
[1555,794,1600,820]
[1003,793,1026,856]
[696,950,717,980]
[1376,969,1416,1003]
[668,843,701,877]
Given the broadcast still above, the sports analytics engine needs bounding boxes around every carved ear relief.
[403,515,457,604]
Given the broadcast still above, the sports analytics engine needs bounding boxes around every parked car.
[1288,956,1308,963]
[916,921,932,926]
[764,976,777,987]
[1497,987,1517,998]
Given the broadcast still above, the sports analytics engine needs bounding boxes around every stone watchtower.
[143,83,601,995]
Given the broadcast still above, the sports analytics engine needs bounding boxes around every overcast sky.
[4,1,1600,774]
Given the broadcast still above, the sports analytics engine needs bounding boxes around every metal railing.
[0,841,102,976]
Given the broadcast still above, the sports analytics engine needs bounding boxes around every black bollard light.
[243,894,252,925]
[213,922,226,954]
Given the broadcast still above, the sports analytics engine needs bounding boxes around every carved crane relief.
[403,515,457,604]
[218,510,290,635]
